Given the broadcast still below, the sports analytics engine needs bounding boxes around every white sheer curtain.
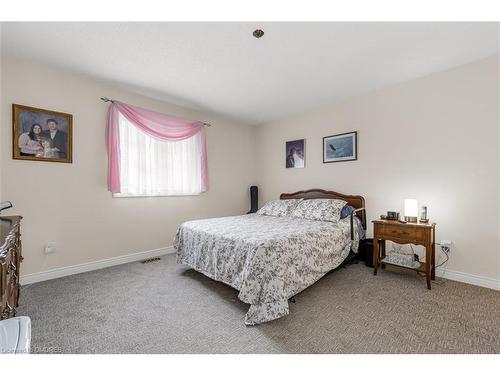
[114,113,202,197]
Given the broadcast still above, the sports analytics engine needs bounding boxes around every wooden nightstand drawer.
[413,227,428,243]
[377,224,413,242]
[377,223,428,244]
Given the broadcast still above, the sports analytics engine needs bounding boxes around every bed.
[174,189,366,325]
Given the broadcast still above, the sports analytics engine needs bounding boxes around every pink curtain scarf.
[105,101,208,193]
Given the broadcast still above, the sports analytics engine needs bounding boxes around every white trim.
[436,268,500,291]
[20,246,175,285]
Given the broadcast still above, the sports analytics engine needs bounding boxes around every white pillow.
[291,199,347,222]
[256,199,303,217]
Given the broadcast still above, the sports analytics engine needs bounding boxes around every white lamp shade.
[404,199,418,218]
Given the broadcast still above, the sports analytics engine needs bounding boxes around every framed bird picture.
[323,131,357,163]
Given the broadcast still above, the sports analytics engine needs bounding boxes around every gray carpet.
[18,254,500,354]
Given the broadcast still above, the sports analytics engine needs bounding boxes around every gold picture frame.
[12,104,73,163]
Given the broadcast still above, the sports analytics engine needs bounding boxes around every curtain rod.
[100,97,211,127]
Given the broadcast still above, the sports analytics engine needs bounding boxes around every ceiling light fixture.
[253,29,264,38]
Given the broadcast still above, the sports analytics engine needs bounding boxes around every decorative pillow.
[340,205,355,219]
[292,199,347,222]
[256,199,303,217]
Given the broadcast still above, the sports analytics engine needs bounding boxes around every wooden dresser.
[0,216,22,320]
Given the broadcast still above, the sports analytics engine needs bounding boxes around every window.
[114,113,202,197]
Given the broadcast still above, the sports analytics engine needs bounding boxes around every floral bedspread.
[174,214,361,325]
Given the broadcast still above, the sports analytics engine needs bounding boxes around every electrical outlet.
[440,240,452,253]
[44,242,57,254]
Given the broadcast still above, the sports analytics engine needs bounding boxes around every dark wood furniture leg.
[381,239,386,269]
[425,243,432,290]
[431,226,436,280]
[373,238,379,275]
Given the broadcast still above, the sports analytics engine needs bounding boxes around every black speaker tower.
[247,186,258,214]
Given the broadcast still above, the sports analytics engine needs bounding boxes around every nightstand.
[372,219,436,289]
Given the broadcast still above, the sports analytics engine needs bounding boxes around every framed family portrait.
[12,104,73,163]
[323,131,357,163]
[285,139,305,168]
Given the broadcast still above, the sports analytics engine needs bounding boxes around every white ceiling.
[2,22,499,125]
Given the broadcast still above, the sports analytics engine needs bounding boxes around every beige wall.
[256,55,500,280]
[2,54,499,283]
[1,58,256,275]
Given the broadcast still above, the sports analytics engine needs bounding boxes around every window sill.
[112,192,202,198]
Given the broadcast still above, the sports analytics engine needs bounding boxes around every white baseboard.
[436,268,500,291]
[20,246,175,285]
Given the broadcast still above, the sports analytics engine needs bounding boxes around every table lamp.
[404,199,418,223]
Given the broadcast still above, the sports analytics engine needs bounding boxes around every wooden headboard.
[280,189,366,229]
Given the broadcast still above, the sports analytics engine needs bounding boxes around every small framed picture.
[285,139,305,168]
[12,104,73,163]
[323,131,357,163]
